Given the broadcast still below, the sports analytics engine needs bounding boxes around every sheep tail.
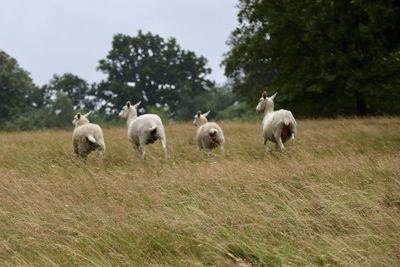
[87,134,97,143]
[283,117,290,126]
[209,128,217,136]
[149,125,157,134]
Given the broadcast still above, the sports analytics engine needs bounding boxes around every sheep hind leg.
[98,150,104,163]
[137,144,146,160]
[290,132,295,143]
[264,138,271,152]
[77,144,89,161]
[160,138,167,159]
[98,143,105,162]
[275,137,285,152]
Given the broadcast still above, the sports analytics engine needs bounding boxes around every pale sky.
[0,0,238,86]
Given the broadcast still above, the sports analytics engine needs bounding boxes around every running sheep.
[119,101,167,160]
[193,110,225,153]
[256,91,297,152]
[72,111,106,159]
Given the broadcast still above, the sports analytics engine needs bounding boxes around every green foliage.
[48,92,75,128]
[2,108,50,131]
[97,31,214,119]
[198,84,260,122]
[43,73,92,110]
[0,50,42,126]
[223,0,400,116]
[217,102,260,122]
[3,92,75,131]
[0,52,95,130]
[146,105,169,124]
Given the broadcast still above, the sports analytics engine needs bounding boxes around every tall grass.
[1,118,399,266]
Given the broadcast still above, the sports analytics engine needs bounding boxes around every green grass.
[1,118,400,266]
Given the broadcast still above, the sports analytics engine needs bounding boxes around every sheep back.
[72,123,105,157]
[196,122,224,149]
[262,109,296,143]
[128,114,166,146]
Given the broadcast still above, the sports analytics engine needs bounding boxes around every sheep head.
[256,91,277,113]
[119,100,141,119]
[72,111,91,127]
[193,110,210,126]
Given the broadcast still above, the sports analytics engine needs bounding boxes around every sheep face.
[119,101,141,119]
[256,91,277,113]
[72,112,91,127]
[193,110,210,126]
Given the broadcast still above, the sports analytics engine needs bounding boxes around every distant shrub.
[146,105,169,124]
[217,102,260,122]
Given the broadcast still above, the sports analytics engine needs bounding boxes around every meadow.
[0,118,399,266]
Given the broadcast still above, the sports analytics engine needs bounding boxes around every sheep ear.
[262,91,267,99]
[83,111,92,117]
[77,113,81,119]
[203,110,210,117]
[133,101,141,108]
[270,92,277,101]
[197,111,201,117]
[126,101,131,108]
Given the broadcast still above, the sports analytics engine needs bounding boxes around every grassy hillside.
[1,118,399,266]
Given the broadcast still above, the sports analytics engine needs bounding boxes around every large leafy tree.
[43,73,92,110]
[0,50,41,125]
[97,31,213,118]
[223,0,400,116]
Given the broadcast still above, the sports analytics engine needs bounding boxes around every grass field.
[1,118,400,266]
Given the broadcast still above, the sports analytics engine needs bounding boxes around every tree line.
[0,31,253,130]
[1,1,400,130]
[223,0,400,117]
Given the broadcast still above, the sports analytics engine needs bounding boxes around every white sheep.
[256,91,297,152]
[193,110,225,153]
[72,111,106,159]
[119,101,167,160]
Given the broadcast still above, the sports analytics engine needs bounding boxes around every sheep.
[256,91,297,152]
[119,101,167,160]
[72,111,106,159]
[193,110,225,153]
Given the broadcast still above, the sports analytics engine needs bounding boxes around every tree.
[0,50,41,125]
[223,0,400,116]
[47,91,75,128]
[43,73,92,110]
[97,31,214,119]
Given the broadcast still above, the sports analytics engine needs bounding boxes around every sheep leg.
[98,150,104,162]
[137,145,146,160]
[73,140,79,156]
[220,145,225,154]
[263,139,271,152]
[160,138,168,159]
[275,137,284,152]
[197,140,203,149]
[77,144,89,159]
[98,143,105,161]
[290,123,296,143]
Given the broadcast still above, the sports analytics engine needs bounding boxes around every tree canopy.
[97,31,214,119]
[223,0,400,116]
[42,73,92,110]
[0,50,41,126]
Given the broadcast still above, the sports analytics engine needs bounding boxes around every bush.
[217,102,261,122]
[146,105,170,124]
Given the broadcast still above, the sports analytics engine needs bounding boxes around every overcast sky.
[0,0,238,86]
